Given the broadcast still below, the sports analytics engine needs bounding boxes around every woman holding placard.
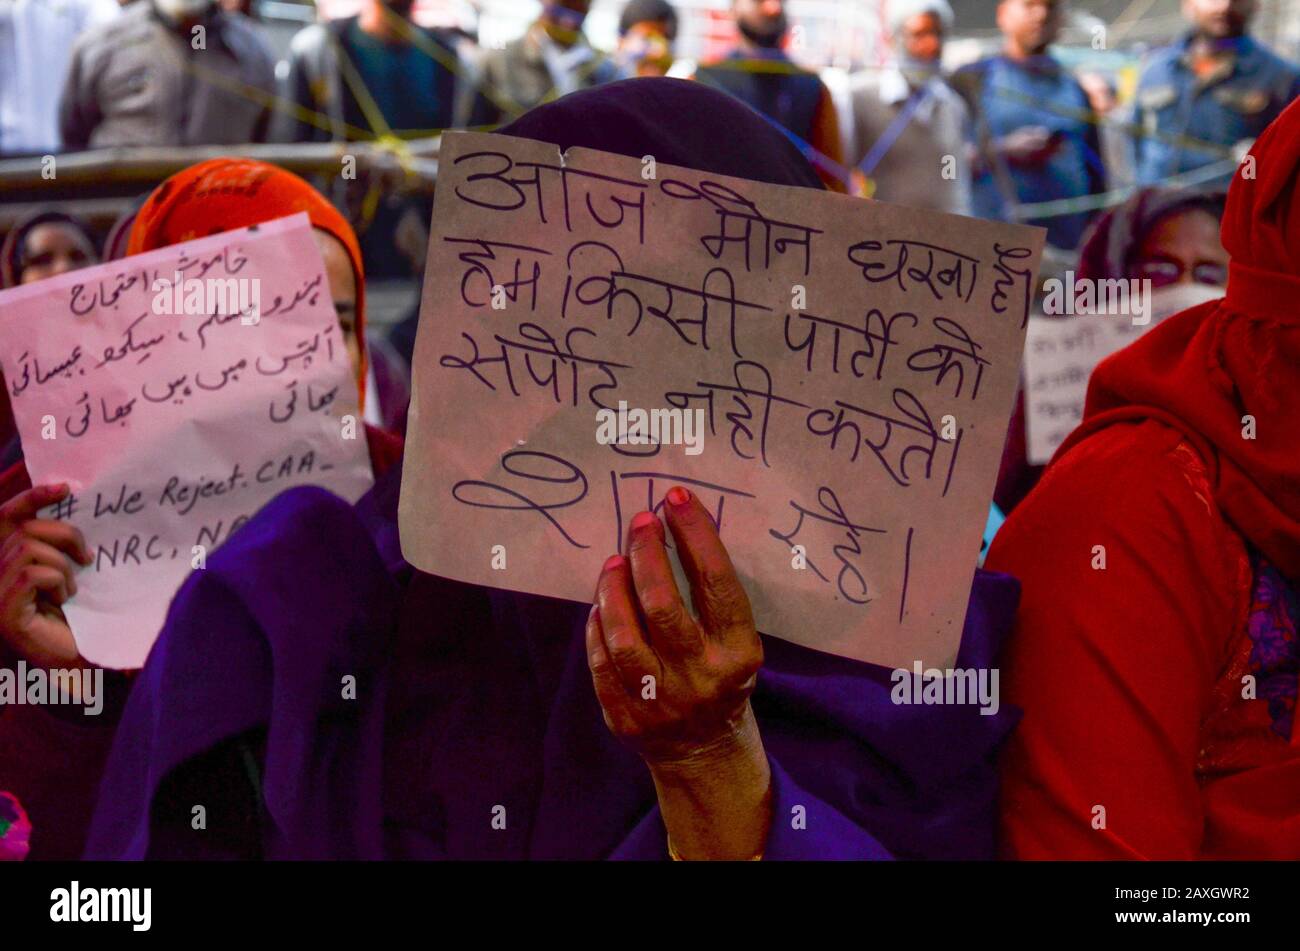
[81,80,1024,862]
[0,162,403,859]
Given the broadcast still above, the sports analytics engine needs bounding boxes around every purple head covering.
[498,77,826,192]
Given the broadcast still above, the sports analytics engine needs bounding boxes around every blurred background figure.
[614,0,678,77]
[847,0,972,212]
[994,185,1228,513]
[1079,186,1229,292]
[1132,0,1300,186]
[0,0,120,155]
[271,0,479,282]
[472,1,620,125]
[0,211,99,289]
[694,0,845,190]
[0,211,101,469]
[953,0,1105,250]
[58,0,276,150]
[1077,70,1133,187]
[270,0,474,142]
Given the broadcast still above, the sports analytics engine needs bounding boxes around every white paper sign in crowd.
[401,131,1046,670]
[0,213,374,669]
[1023,283,1225,465]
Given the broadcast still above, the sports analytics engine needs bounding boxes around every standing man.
[1133,0,1299,185]
[952,0,1104,250]
[271,0,478,280]
[472,1,620,126]
[59,0,276,149]
[694,0,845,191]
[614,0,678,78]
[848,0,972,213]
[270,0,473,143]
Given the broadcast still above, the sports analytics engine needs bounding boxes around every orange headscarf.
[126,158,368,406]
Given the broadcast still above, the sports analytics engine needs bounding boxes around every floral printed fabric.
[0,791,31,861]
[1245,553,1300,741]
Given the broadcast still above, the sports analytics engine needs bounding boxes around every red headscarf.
[1059,97,1300,580]
[126,158,368,406]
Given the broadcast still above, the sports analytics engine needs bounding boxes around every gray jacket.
[474,25,619,126]
[59,1,276,150]
[848,67,973,215]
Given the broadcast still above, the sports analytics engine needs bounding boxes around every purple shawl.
[86,459,1019,860]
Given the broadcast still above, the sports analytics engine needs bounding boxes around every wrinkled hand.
[586,485,763,768]
[0,484,92,669]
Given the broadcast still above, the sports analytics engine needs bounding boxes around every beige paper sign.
[401,131,1044,668]
[1022,314,1121,466]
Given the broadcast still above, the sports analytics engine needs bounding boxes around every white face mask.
[1148,281,1225,324]
[154,0,214,22]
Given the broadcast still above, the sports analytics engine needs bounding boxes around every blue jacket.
[1133,33,1300,185]
[953,54,1105,252]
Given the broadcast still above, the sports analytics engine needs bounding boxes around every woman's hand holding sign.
[0,483,92,670]
[587,486,772,860]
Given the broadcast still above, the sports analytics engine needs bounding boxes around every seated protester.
[994,186,1228,513]
[989,98,1300,859]
[0,161,401,860]
[0,211,99,289]
[0,159,403,505]
[85,79,1021,862]
[0,211,101,469]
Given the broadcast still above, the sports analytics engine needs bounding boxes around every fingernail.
[602,554,625,572]
[666,486,691,507]
[630,511,658,532]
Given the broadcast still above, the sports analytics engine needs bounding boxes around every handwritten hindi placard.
[1022,315,1132,465]
[1023,285,1222,465]
[0,213,374,669]
[401,132,1045,668]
